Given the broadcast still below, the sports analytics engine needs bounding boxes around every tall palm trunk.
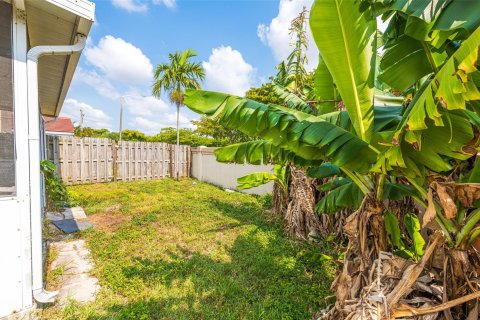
[176,103,180,180]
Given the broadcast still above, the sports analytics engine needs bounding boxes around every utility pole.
[119,96,124,142]
[119,94,147,142]
[79,108,85,130]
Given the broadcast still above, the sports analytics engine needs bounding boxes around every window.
[0,1,15,197]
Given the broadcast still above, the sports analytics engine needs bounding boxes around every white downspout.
[27,34,87,303]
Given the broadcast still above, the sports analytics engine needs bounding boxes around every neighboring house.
[0,0,94,318]
[43,116,75,136]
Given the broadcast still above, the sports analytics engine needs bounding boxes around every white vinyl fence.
[191,146,273,195]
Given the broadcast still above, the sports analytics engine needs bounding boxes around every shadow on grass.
[89,229,333,320]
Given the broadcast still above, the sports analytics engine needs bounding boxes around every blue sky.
[62,0,318,134]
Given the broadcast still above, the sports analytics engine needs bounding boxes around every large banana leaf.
[374,0,480,91]
[386,0,449,43]
[375,114,476,176]
[272,85,316,114]
[378,35,444,91]
[315,178,363,214]
[214,140,321,167]
[237,172,277,190]
[375,27,480,175]
[310,0,376,142]
[235,165,288,191]
[316,178,421,215]
[384,211,425,261]
[214,105,403,169]
[314,55,338,114]
[185,90,377,173]
[382,0,480,47]
[373,90,404,107]
[400,26,480,130]
[307,162,341,179]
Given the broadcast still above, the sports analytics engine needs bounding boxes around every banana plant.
[184,0,480,244]
[182,1,480,317]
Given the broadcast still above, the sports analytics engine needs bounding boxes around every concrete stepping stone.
[48,207,93,233]
[51,219,93,234]
[47,206,87,221]
[50,240,100,303]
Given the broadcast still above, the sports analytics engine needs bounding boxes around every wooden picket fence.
[46,136,190,185]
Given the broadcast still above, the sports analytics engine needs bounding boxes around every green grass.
[43,179,334,320]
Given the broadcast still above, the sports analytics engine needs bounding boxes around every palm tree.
[152,49,205,180]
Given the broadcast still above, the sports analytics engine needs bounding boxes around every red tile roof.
[43,116,74,134]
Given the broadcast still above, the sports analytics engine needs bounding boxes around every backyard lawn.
[43,179,334,320]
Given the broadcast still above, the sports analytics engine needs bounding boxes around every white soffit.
[25,0,94,116]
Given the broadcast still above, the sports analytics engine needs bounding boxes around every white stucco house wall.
[0,0,94,317]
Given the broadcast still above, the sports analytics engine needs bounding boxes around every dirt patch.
[104,204,122,212]
[89,212,128,232]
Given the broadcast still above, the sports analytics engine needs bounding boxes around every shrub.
[40,160,69,211]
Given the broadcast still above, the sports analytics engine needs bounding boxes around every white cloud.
[61,99,112,129]
[129,112,193,135]
[111,0,148,13]
[153,0,176,9]
[84,35,153,85]
[202,46,255,96]
[257,0,318,71]
[111,0,176,12]
[122,95,169,117]
[129,117,160,133]
[73,68,120,99]
[257,24,268,43]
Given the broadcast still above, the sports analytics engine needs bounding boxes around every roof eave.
[25,0,95,117]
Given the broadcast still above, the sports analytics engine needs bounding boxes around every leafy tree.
[192,116,250,145]
[244,83,284,105]
[148,127,221,147]
[74,127,118,140]
[119,129,146,141]
[152,49,205,179]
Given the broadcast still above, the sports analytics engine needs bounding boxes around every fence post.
[198,146,205,181]
[169,144,174,178]
[112,139,118,182]
[185,146,191,178]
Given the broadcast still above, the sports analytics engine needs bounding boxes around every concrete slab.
[52,219,93,233]
[46,207,87,221]
[46,211,66,222]
[69,207,87,220]
[50,240,100,303]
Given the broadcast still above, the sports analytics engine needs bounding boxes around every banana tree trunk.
[284,165,321,240]
[272,181,288,218]
[318,208,351,239]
